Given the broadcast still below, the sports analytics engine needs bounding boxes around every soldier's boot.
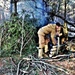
[38,48,43,58]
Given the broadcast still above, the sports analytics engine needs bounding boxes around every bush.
[1,15,37,57]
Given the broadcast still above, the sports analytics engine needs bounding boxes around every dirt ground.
[50,58,75,75]
[0,57,75,75]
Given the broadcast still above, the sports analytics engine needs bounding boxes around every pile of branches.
[0,52,75,75]
[16,55,72,75]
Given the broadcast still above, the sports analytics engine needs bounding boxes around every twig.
[52,54,71,59]
[19,69,29,74]
[20,18,24,57]
[22,35,33,49]
[16,60,23,75]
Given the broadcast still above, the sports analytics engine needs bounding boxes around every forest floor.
[0,55,75,75]
[48,58,75,75]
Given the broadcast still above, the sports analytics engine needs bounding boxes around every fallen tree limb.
[21,55,70,75]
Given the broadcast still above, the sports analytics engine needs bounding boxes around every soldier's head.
[55,22,62,32]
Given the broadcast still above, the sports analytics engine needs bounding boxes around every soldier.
[37,22,65,58]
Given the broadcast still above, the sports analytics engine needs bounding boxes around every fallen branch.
[21,55,69,75]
